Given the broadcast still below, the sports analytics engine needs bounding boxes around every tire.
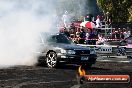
[46,51,58,68]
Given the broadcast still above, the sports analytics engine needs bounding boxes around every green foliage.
[128,6,132,22]
[97,0,132,22]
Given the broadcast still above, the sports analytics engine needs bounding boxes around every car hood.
[52,43,90,50]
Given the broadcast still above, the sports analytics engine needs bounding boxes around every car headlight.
[60,49,67,54]
[67,50,76,55]
[90,49,96,54]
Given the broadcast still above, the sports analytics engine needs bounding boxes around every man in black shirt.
[79,28,86,44]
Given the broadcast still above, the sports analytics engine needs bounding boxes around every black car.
[120,36,132,46]
[37,33,97,68]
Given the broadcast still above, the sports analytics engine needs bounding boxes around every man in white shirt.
[96,15,102,33]
[96,15,102,28]
[62,11,70,29]
[123,30,130,39]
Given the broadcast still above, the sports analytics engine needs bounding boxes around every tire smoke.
[0,0,57,67]
[0,0,87,68]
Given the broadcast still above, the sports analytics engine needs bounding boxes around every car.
[120,36,132,46]
[120,36,132,58]
[37,33,97,68]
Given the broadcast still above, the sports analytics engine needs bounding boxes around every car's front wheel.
[46,51,58,68]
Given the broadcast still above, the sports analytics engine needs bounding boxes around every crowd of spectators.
[59,23,131,45]
[59,12,131,45]
[111,28,131,39]
[60,25,104,45]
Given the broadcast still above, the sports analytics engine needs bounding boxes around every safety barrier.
[78,44,132,57]
[70,38,121,41]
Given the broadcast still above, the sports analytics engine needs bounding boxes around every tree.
[97,0,132,22]
[128,6,132,22]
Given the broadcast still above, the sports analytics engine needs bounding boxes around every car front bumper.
[57,53,97,64]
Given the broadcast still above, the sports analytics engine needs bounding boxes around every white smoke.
[0,0,58,67]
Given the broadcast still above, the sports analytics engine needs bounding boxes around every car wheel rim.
[46,52,57,68]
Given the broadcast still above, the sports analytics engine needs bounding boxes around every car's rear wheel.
[46,51,58,68]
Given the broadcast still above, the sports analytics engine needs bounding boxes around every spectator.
[59,27,64,33]
[127,28,131,37]
[62,11,70,29]
[106,12,112,28]
[115,29,120,39]
[85,14,93,22]
[96,34,106,45]
[70,23,75,31]
[96,15,102,33]
[120,29,124,39]
[112,28,116,39]
[76,28,80,38]
[86,31,90,44]
[123,29,130,38]
[75,28,80,44]
[87,29,96,45]
[64,27,70,37]
[79,28,86,44]
[69,23,76,35]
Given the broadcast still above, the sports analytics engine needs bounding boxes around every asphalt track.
[0,57,132,88]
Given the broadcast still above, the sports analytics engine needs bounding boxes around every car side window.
[51,36,57,43]
[56,35,65,43]
[48,34,73,44]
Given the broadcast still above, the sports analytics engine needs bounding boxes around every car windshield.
[49,34,74,44]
